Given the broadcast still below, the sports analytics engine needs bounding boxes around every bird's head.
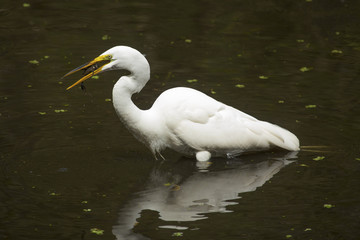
[63,46,150,90]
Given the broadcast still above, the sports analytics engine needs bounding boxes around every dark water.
[1,0,360,239]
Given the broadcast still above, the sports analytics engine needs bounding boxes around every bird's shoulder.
[154,87,216,105]
[153,87,221,120]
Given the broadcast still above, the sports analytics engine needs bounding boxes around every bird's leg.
[157,152,166,161]
[152,151,166,161]
[226,150,244,159]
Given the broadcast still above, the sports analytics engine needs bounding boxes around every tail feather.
[300,145,330,152]
[261,122,300,151]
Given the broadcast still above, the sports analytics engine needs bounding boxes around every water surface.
[1,0,360,239]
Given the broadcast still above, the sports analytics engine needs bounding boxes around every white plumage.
[65,46,300,161]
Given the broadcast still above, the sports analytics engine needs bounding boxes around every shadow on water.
[113,151,298,240]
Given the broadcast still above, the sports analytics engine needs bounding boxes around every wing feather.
[152,87,299,155]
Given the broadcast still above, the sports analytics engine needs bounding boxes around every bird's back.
[150,87,299,157]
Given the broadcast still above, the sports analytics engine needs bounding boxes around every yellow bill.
[62,54,112,90]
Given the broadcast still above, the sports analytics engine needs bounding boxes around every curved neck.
[112,74,166,155]
[112,76,144,127]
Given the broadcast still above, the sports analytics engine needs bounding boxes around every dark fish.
[81,82,86,92]
[80,63,98,91]
[83,63,99,76]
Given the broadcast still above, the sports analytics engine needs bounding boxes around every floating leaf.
[304,228,312,231]
[297,39,305,43]
[172,232,183,237]
[187,79,198,83]
[278,100,285,104]
[235,84,245,88]
[23,3,30,7]
[313,156,325,161]
[105,98,112,102]
[81,200,88,204]
[331,49,343,54]
[356,158,360,161]
[259,75,268,79]
[299,164,309,167]
[237,53,242,57]
[90,228,104,235]
[83,209,92,212]
[91,75,99,79]
[324,203,335,208]
[164,183,172,187]
[335,31,340,36]
[54,109,68,113]
[102,35,110,40]
[171,185,181,191]
[305,104,316,109]
[210,89,216,94]
[300,67,312,72]
[286,234,292,238]
[44,56,50,59]
[38,112,46,115]
[29,60,39,65]
[184,39,192,43]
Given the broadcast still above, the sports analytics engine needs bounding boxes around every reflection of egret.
[112,152,297,240]
[63,46,300,161]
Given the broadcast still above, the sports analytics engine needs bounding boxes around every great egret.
[63,46,300,161]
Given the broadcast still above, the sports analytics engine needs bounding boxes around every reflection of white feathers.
[112,152,297,240]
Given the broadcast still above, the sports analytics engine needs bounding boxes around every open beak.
[62,54,112,90]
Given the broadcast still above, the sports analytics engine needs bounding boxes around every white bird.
[63,46,300,161]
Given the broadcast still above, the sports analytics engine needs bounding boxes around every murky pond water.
[1,0,360,239]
